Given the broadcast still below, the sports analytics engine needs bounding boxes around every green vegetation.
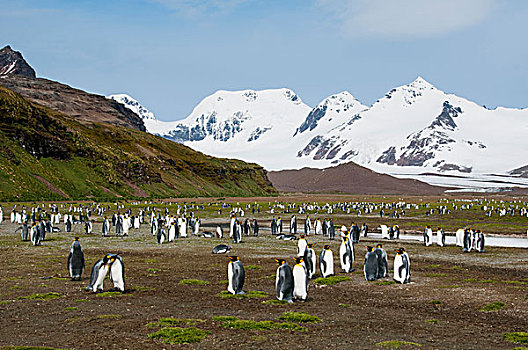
[426,319,438,324]
[147,268,159,273]
[429,300,442,305]
[338,303,351,308]
[0,300,12,305]
[278,312,320,323]
[376,340,422,348]
[148,327,210,344]
[16,292,61,301]
[376,280,396,286]
[95,291,124,298]
[313,276,350,285]
[424,273,447,277]
[147,318,205,328]
[133,286,155,292]
[219,290,268,299]
[451,266,464,271]
[426,264,441,268]
[64,307,77,311]
[179,279,209,286]
[218,318,307,332]
[75,299,88,302]
[262,299,290,306]
[97,314,122,319]
[479,301,505,312]
[245,265,261,270]
[503,332,528,345]
[0,85,276,201]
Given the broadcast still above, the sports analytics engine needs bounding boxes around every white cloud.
[318,0,501,38]
[152,0,249,15]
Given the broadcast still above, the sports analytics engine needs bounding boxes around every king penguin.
[374,244,389,279]
[297,234,307,257]
[86,257,107,292]
[107,254,125,292]
[67,237,85,281]
[364,246,379,281]
[292,257,308,301]
[462,228,472,252]
[304,243,316,279]
[393,248,410,284]
[227,256,245,295]
[212,244,230,254]
[340,236,354,273]
[476,230,485,253]
[319,245,335,278]
[274,258,294,303]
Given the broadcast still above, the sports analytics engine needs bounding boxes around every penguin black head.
[396,247,406,255]
[74,237,80,241]
[323,245,330,250]
[295,257,303,264]
[376,243,382,248]
[227,256,239,262]
[300,234,305,239]
[366,246,373,252]
[274,258,286,265]
[307,243,315,248]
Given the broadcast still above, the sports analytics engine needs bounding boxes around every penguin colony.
[3,197,521,302]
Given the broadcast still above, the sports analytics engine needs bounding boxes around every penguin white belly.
[216,226,223,238]
[275,269,283,300]
[381,225,389,239]
[93,265,109,292]
[110,260,125,291]
[292,265,307,300]
[227,263,235,294]
[340,243,350,271]
[455,229,464,246]
[180,223,187,237]
[323,252,334,277]
[393,255,405,283]
[426,229,433,246]
[310,250,317,277]
[436,231,443,246]
[297,240,307,257]
[168,226,175,242]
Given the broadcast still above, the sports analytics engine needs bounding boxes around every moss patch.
[313,276,350,285]
[376,280,396,286]
[75,299,88,302]
[426,319,438,324]
[245,265,261,270]
[503,332,528,345]
[16,292,61,301]
[219,319,307,332]
[95,291,124,298]
[426,264,441,268]
[479,301,505,312]
[178,279,209,286]
[97,314,122,319]
[429,300,442,305]
[148,327,210,344]
[212,315,239,322]
[376,340,422,348]
[64,307,77,311]
[147,317,205,328]
[278,311,321,323]
[338,303,350,308]
[262,299,289,306]
[451,266,464,271]
[424,273,447,277]
[219,290,268,299]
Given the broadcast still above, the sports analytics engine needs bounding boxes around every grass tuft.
[429,300,442,305]
[424,273,447,277]
[278,311,321,323]
[219,319,307,332]
[376,280,396,286]
[479,301,505,312]
[339,303,351,308]
[147,317,205,328]
[451,266,464,271]
[16,292,61,301]
[179,279,209,286]
[245,265,261,270]
[426,264,441,268]
[219,290,268,299]
[262,299,290,306]
[75,299,88,302]
[148,327,210,344]
[376,340,422,348]
[313,276,350,285]
[426,319,438,324]
[64,307,77,311]
[96,291,124,298]
[97,314,122,319]
[503,332,528,345]
[213,315,239,322]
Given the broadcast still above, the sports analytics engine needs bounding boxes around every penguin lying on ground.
[212,244,230,254]
[227,256,245,295]
[275,258,294,303]
[67,237,85,280]
[200,231,215,238]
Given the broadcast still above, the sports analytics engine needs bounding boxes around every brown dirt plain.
[0,198,527,349]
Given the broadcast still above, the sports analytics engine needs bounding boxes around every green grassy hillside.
[0,86,276,201]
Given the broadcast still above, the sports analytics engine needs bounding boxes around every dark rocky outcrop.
[0,45,36,78]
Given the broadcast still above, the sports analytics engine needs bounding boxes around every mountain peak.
[108,94,156,120]
[409,76,435,89]
[0,45,36,78]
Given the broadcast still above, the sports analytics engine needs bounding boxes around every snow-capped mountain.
[109,77,528,188]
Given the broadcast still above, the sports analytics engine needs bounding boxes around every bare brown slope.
[0,75,145,131]
[268,162,447,195]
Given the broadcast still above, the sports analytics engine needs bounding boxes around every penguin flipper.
[67,252,72,270]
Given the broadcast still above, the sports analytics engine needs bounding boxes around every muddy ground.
[0,220,527,349]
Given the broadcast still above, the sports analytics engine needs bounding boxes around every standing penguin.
[476,230,485,253]
[374,244,389,279]
[393,248,410,284]
[86,257,106,292]
[297,234,307,257]
[107,254,125,292]
[102,216,110,237]
[157,226,166,244]
[16,222,29,241]
[340,236,354,273]
[364,246,379,281]
[290,215,297,234]
[227,256,245,295]
[292,257,308,301]
[304,243,316,279]
[319,245,335,278]
[455,228,464,247]
[424,226,433,246]
[232,220,242,244]
[216,225,224,238]
[462,228,472,252]
[436,227,445,247]
[274,259,294,303]
[67,237,85,280]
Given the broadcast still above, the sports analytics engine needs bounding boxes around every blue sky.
[1,0,527,121]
